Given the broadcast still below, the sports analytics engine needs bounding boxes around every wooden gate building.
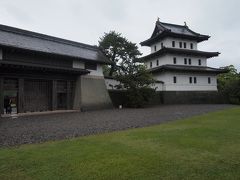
[0,24,112,115]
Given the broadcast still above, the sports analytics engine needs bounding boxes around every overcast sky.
[0,0,239,71]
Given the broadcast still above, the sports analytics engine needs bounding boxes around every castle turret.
[137,19,227,92]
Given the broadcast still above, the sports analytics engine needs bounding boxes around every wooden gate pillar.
[0,77,4,115]
[66,81,71,110]
[18,78,24,113]
[52,80,57,110]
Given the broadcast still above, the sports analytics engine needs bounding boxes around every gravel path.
[0,104,235,147]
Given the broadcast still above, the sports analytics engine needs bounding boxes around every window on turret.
[194,77,197,84]
[188,59,192,65]
[184,58,187,65]
[189,77,193,84]
[190,43,193,49]
[173,76,177,84]
[172,41,175,47]
[184,42,187,48]
[179,42,182,48]
[198,59,202,66]
[150,61,153,68]
[173,57,177,64]
[154,45,157,52]
[161,43,164,48]
[156,60,159,66]
[208,77,211,84]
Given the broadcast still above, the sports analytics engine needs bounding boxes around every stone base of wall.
[108,90,228,107]
[80,76,113,111]
[162,91,228,104]
[108,90,163,107]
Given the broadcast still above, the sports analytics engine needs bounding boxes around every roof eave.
[0,60,90,75]
[140,32,210,46]
[0,44,113,65]
[137,48,220,62]
[149,66,228,74]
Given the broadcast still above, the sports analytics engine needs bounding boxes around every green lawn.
[0,107,240,180]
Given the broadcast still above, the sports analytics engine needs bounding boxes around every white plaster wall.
[73,60,104,77]
[152,82,164,91]
[145,54,207,69]
[151,37,198,53]
[154,72,218,91]
[104,78,163,91]
[88,64,103,76]
[0,49,2,60]
[105,78,122,90]
[73,60,84,69]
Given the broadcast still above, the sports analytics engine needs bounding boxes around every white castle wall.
[72,60,104,77]
[105,78,122,90]
[151,37,198,53]
[105,78,164,91]
[144,54,207,69]
[88,64,103,77]
[154,72,217,91]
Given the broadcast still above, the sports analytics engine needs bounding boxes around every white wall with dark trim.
[151,37,198,53]
[154,72,217,91]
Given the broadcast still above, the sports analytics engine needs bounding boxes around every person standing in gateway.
[4,96,12,114]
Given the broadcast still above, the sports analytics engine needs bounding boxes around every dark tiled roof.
[0,60,89,75]
[149,64,228,74]
[136,47,220,62]
[141,21,210,46]
[0,24,112,64]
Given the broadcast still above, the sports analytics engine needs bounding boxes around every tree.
[116,63,156,108]
[217,65,240,104]
[218,65,239,90]
[99,31,141,77]
[99,31,156,107]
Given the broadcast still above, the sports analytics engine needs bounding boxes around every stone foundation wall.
[161,91,228,104]
[108,90,163,107]
[108,90,228,107]
[80,76,113,111]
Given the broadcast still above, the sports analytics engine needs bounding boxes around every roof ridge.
[156,21,169,30]
[160,22,185,28]
[160,22,210,37]
[0,24,99,51]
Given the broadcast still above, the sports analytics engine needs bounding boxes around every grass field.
[0,107,240,180]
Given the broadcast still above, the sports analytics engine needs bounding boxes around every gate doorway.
[3,90,18,114]
[2,78,18,115]
[57,81,67,110]
[24,80,51,112]
[57,93,67,109]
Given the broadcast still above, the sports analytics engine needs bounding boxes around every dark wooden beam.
[52,80,57,111]
[66,81,71,110]
[18,78,24,113]
[0,76,4,114]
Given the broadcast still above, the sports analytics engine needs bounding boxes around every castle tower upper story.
[137,19,220,70]
[135,19,228,92]
[141,19,210,54]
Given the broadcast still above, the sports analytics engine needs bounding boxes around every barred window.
[173,76,177,84]
[179,42,182,48]
[208,77,211,84]
[194,77,197,84]
[85,62,97,70]
[189,77,192,84]
[173,57,177,64]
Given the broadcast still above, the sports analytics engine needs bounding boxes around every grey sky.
[0,0,239,71]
